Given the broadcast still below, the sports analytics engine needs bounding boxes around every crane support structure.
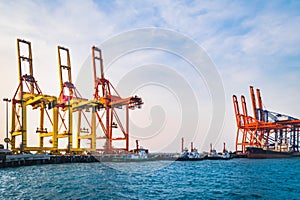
[56,46,102,153]
[233,86,300,154]
[92,46,143,153]
[9,39,145,154]
[10,39,58,153]
[10,39,103,154]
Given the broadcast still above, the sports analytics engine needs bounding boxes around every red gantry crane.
[92,46,143,153]
[233,86,300,154]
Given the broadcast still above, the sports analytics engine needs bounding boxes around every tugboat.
[176,141,204,161]
[177,147,203,161]
[113,140,151,162]
[206,143,231,160]
[222,142,231,159]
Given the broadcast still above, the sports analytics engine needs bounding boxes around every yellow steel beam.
[11,102,16,149]
[78,135,92,139]
[52,106,58,149]
[71,99,99,110]
[21,100,27,151]
[77,110,82,149]
[23,147,58,151]
[40,132,55,137]
[11,131,23,136]
[39,107,44,148]
[25,95,44,106]
[70,148,84,153]
[57,133,69,138]
[68,104,73,152]
[91,110,96,150]
[24,94,57,105]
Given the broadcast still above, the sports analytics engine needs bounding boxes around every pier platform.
[1,154,97,168]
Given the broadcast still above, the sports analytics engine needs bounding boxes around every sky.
[0,0,300,152]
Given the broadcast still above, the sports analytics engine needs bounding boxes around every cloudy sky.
[0,0,300,152]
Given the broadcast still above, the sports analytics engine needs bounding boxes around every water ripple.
[1,159,300,199]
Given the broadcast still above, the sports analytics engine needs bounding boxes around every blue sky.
[0,0,300,152]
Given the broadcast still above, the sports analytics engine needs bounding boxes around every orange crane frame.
[92,46,143,153]
[233,86,300,154]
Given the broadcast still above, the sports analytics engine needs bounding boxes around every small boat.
[177,148,203,161]
[206,143,231,160]
[221,149,231,159]
[102,140,155,162]
[109,148,152,162]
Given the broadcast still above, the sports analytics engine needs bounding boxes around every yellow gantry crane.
[56,46,101,153]
[10,39,103,154]
[10,39,58,153]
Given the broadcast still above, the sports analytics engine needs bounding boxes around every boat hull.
[206,156,231,160]
[246,147,297,159]
[176,157,203,161]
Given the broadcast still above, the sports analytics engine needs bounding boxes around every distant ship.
[246,147,300,158]
[177,148,203,161]
[206,143,231,160]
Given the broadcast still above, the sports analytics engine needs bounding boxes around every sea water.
[0,158,299,199]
